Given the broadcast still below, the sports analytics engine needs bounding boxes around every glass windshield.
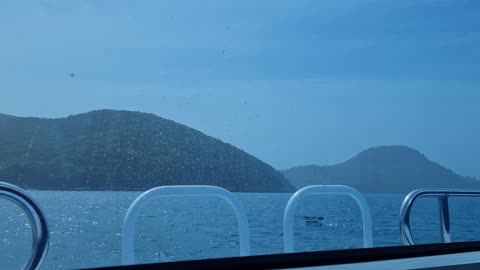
[0,1,479,269]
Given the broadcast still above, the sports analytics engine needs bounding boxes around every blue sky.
[1,0,479,178]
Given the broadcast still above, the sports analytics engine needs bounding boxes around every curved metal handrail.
[400,188,480,246]
[121,185,251,265]
[0,182,49,270]
[283,185,373,253]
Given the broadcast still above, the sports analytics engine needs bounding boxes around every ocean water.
[1,191,480,269]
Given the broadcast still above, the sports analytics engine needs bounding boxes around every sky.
[0,0,479,178]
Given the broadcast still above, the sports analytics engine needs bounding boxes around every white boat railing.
[283,185,373,253]
[121,185,251,265]
[10,177,480,267]
[400,189,480,245]
[0,182,49,270]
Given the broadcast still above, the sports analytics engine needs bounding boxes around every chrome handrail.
[121,185,251,265]
[283,185,373,253]
[400,189,480,245]
[0,182,49,270]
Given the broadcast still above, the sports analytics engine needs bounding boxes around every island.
[283,146,480,194]
[0,110,294,192]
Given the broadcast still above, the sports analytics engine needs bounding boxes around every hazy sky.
[1,0,479,178]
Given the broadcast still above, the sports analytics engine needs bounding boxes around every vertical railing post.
[121,185,250,265]
[0,182,49,270]
[283,185,373,253]
[438,195,451,243]
[400,189,480,245]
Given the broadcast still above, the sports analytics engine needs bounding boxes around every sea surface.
[1,191,480,269]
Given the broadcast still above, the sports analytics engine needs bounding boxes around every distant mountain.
[0,110,294,192]
[282,146,480,194]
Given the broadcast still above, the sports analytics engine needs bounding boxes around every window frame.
[89,241,480,270]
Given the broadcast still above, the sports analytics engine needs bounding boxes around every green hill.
[283,146,480,194]
[0,110,294,192]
